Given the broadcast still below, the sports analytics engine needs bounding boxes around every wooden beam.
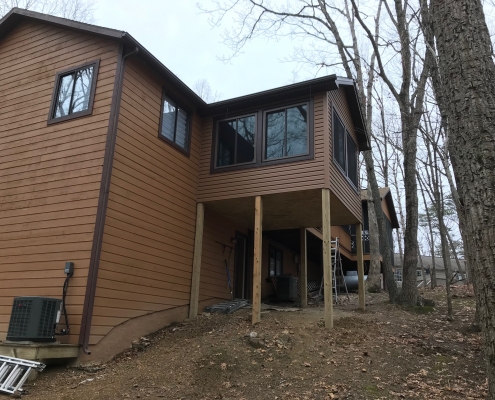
[300,228,308,307]
[252,196,263,324]
[356,222,365,311]
[322,189,333,328]
[189,202,205,319]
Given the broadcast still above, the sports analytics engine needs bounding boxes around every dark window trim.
[158,88,192,157]
[47,59,100,125]
[210,98,314,174]
[332,107,359,192]
[262,101,311,162]
[268,244,284,278]
[213,112,258,169]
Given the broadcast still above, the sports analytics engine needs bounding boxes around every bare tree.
[0,0,95,21]
[193,78,222,103]
[424,0,495,394]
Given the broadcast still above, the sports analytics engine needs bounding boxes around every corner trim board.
[79,42,127,354]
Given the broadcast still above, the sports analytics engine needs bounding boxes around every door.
[234,233,248,299]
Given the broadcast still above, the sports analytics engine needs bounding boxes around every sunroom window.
[265,104,308,160]
[333,110,358,188]
[216,115,256,167]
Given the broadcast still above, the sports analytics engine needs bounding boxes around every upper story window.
[159,92,190,154]
[333,110,358,188]
[212,100,313,172]
[216,115,256,167]
[48,60,99,124]
[265,104,308,160]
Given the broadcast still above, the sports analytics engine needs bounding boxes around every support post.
[252,196,263,325]
[300,228,308,307]
[356,223,365,311]
[322,189,333,328]
[189,202,205,319]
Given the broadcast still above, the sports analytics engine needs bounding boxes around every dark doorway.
[234,233,249,299]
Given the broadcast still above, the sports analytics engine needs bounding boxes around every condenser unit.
[275,276,299,301]
[6,297,62,342]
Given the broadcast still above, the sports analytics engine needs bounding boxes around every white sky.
[93,1,323,101]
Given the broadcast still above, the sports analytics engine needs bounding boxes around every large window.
[269,245,283,277]
[48,60,99,124]
[265,104,308,160]
[216,115,256,167]
[333,110,358,188]
[159,93,190,154]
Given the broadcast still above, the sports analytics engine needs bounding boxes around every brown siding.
[90,59,245,345]
[0,21,119,344]
[328,89,362,222]
[381,197,392,222]
[331,226,353,258]
[197,94,327,202]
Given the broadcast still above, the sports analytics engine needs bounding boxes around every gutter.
[79,44,138,355]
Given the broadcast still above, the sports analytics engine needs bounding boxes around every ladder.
[0,355,45,395]
[319,238,350,303]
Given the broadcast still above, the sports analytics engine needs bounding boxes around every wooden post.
[356,223,365,311]
[252,196,263,325]
[300,228,308,307]
[189,202,205,319]
[322,189,333,329]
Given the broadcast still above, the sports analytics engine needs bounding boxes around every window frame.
[158,89,192,156]
[213,112,258,169]
[47,59,100,125]
[332,108,359,190]
[210,98,314,173]
[268,244,284,278]
[262,101,311,162]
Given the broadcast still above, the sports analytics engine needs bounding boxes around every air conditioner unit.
[275,276,298,301]
[6,297,62,342]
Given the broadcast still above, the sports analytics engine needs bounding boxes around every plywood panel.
[0,20,119,345]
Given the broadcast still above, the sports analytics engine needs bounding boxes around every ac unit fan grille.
[7,299,33,338]
[38,300,58,338]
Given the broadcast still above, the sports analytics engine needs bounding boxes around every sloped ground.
[20,287,485,400]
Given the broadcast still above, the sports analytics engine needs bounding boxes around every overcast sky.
[93,1,325,101]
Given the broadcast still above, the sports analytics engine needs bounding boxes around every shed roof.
[0,8,370,151]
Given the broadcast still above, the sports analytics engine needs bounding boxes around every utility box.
[275,276,298,301]
[6,297,62,342]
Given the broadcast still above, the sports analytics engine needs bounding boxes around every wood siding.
[197,94,327,202]
[90,58,244,345]
[328,89,362,222]
[0,21,119,344]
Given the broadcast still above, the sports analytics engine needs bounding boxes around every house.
[0,8,370,363]
[393,254,468,287]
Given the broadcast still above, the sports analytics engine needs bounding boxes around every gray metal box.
[6,297,62,342]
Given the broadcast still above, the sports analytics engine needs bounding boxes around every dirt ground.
[19,287,485,400]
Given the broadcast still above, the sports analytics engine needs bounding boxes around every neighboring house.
[0,9,370,362]
[393,254,468,287]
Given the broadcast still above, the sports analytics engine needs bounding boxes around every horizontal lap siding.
[328,89,362,222]
[0,21,118,344]
[90,58,203,345]
[197,94,327,202]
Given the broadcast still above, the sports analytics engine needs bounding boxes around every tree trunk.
[363,151,398,301]
[366,184,382,292]
[430,0,495,395]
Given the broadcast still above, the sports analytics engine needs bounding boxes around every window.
[216,115,256,167]
[159,93,190,153]
[416,270,423,278]
[48,60,99,124]
[269,246,283,277]
[394,268,403,282]
[333,110,358,188]
[265,104,308,160]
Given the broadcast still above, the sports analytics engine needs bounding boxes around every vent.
[7,297,62,342]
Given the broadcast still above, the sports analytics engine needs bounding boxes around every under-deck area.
[189,188,366,329]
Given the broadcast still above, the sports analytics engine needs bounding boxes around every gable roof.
[360,187,400,229]
[0,8,370,151]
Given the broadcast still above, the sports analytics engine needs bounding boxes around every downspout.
[79,44,139,355]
